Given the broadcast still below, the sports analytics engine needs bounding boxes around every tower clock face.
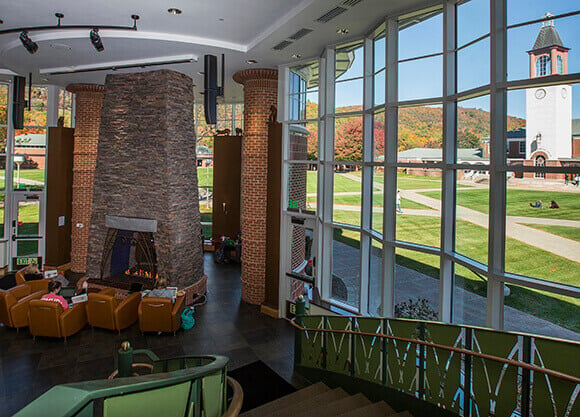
[535,88,546,100]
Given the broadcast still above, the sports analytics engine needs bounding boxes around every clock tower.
[525,13,572,161]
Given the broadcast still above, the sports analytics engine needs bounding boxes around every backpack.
[181,307,195,330]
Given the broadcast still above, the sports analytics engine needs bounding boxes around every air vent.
[342,0,363,7]
[272,40,293,51]
[288,28,313,41]
[315,6,347,23]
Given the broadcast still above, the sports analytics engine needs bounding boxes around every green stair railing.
[15,353,230,417]
[291,315,580,417]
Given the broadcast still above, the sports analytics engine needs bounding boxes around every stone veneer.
[66,84,104,273]
[86,70,204,289]
[233,69,278,305]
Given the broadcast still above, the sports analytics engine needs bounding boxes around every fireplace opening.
[99,228,158,289]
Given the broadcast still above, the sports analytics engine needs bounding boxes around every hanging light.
[90,28,104,52]
[19,31,38,54]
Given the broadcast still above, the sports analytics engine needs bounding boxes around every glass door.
[11,193,44,269]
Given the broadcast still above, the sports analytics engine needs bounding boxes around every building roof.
[397,148,483,161]
[507,128,526,139]
[531,23,567,51]
[14,133,46,147]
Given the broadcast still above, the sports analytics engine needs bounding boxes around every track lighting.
[90,28,104,52]
[19,31,38,54]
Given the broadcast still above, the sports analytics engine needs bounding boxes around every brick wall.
[85,70,204,289]
[233,69,278,305]
[66,84,104,273]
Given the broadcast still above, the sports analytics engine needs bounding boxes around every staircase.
[240,382,413,417]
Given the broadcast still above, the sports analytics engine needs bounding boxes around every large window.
[281,0,580,340]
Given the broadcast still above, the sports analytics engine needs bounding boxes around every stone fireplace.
[85,70,205,299]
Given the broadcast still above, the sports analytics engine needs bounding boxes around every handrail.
[15,355,229,417]
[289,318,580,384]
[223,377,244,417]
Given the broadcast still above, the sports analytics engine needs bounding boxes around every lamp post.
[14,155,24,189]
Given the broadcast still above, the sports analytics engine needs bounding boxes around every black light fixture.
[19,30,38,54]
[90,28,104,52]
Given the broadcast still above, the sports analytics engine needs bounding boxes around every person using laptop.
[41,280,69,309]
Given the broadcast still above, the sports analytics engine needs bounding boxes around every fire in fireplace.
[100,228,158,289]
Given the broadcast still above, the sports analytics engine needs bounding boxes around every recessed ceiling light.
[246,59,258,64]
[168,8,182,15]
[218,18,225,22]
[291,54,302,59]
[336,28,350,35]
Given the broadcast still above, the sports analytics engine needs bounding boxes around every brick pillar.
[233,69,278,305]
[66,84,104,273]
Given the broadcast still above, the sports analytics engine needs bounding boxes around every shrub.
[395,298,438,321]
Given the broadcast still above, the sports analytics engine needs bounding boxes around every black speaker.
[204,54,218,125]
[12,76,26,130]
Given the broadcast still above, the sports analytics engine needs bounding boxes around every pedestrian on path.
[396,190,403,213]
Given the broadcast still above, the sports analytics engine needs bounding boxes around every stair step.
[272,388,350,417]
[294,393,371,417]
[336,400,398,417]
[240,382,330,417]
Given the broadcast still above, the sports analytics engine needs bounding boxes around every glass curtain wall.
[280,0,580,340]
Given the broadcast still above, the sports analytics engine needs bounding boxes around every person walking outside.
[396,190,403,213]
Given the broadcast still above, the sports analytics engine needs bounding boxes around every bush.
[395,298,438,321]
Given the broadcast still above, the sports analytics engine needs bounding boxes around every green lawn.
[332,193,431,210]
[348,171,472,190]
[422,188,580,221]
[523,224,580,242]
[0,169,46,190]
[333,211,579,331]
[197,167,214,187]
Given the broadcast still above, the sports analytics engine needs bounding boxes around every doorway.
[10,192,44,269]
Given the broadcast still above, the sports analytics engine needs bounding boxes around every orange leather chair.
[138,294,185,334]
[86,288,141,332]
[28,299,87,340]
[0,284,47,328]
[15,269,51,293]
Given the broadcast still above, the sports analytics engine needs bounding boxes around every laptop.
[60,286,77,302]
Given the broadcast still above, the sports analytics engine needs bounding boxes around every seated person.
[23,262,43,281]
[147,277,176,301]
[529,200,542,208]
[549,200,559,209]
[76,276,89,295]
[41,280,69,309]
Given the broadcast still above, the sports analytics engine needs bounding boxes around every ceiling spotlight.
[19,31,38,54]
[336,28,350,35]
[90,28,104,52]
[168,8,182,15]
[246,59,258,64]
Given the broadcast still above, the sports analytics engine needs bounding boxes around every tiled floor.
[0,254,297,416]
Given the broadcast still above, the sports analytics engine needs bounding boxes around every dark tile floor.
[0,254,298,416]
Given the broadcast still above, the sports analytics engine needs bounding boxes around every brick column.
[233,69,278,305]
[66,84,104,273]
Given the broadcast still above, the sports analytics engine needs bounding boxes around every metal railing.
[291,315,580,417]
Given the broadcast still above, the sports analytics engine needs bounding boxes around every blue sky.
[333,0,580,119]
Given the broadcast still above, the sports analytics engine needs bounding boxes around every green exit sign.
[288,200,299,209]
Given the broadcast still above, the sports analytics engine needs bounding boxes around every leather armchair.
[15,269,50,293]
[138,294,185,334]
[0,284,47,328]
[86,288,141,331]
[28,300,87,340]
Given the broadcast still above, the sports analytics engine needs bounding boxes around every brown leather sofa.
[15,269,51,293]
[86,288,141,331]
[28,300,87,340]
[138,294,185,334]
[0,284,47,328]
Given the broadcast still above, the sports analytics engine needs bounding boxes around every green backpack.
[181,307,195,330]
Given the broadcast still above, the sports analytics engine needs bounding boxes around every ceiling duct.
[288,28,313,40]
[315,7,348,23]
[342,0,363,7]
[272,40,293,51]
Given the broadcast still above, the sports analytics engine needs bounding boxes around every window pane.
[398,11,442,61]
[333,170,361,226]
[373,109,385,162]
[334,115,363,161]
[335,78,363,113]
[396,169,441,248]
[458,38,490,92]
[455,173,489,264]
[397,105,442,160]
[368,238,383,316]
[58,89,73,127]
[507,0,574,27]
[288,223,315,284]
[0,194,4,238]
[395,248,439,321]
[374,35,385,72]
[287,163,313,212]
[398,55,442,101]
[374,69,385,106]
[452,263,488,327]
[24,87,47,127]
[457,0,489,47]
[371,167,384,234]
[0,84,8,125]
[332,227,360,309]
[336,42,364,81]
[457,95,490,164]
[13,144,45,192]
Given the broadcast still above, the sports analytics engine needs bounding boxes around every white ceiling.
[0,0,425,101]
